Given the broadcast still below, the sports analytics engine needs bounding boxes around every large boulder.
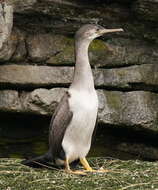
[10,0,158,43]
[0,88,158,132]
[0,90,22,112]
[98,90,158,131]
[94,64,158,91]
[0,28,26,63]
[47,37,158,68]
[21,88,65,115]
[0,28,157,67]
[0,65,73,88]
[0,64,158,91]
[26,34,66,62]
[26,33,111,66]
[0,30,18,62]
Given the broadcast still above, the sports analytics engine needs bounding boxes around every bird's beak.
[99,28,124,35]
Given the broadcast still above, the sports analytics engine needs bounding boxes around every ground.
[0,158,158,190]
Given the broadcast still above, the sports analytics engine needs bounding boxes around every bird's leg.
[80,157,93,172]
[65,158,87,175]
[80,157,109,173]
[65,158,71,172]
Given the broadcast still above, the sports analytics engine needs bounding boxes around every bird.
[22,24,123,174]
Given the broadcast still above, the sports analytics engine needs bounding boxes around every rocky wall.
[0,0,158,160]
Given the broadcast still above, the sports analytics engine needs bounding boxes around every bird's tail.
[21,152,54,168]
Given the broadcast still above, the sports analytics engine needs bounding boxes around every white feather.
[62,88,98,163]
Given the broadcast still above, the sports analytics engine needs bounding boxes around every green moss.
[89,40,112,66]
[47,37,74,64]
[47,38,109,66]
[105,91,122,110]
[0,158,158,190]
[33,141,48,155]
[117,69,126,78]
[9,153,22,158]
[89,40,108,51]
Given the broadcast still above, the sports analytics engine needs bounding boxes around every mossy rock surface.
[0,158,158,190]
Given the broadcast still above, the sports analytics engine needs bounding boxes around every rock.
[99,38,158,68]
[11,0,130,41]
[1,29,158,67]
[0,88,65,115]
[11,0,37,12]
[26,34,66,62]
[133,0,158,22]
[26,33,110,66]
[21,88,65,115]
[0,64,158,91]
[98,90,158,131]
[11,30,27,62]
[46,36,74,65]
[0,0,157,161]
[94,64,158,91]
[0,65,73,88]
[0,2,13,50]
[0,28,27,63]
[47,37,110,66]
[0,90,21,112]
[117,142,158,160]
[0,89,158,131]
[11,0,157,43]
[0,30,18,62]
[93,126,158,160]
[14,31,158,67]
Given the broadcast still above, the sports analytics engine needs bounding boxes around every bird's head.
[75,24,123,42]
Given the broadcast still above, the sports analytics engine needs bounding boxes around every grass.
[0,158,158,190]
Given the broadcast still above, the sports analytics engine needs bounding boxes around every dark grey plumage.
[49,92,73,162]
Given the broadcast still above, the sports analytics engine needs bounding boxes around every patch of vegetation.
[0,158,158,190]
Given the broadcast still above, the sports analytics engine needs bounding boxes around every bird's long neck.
[70,39,95,91]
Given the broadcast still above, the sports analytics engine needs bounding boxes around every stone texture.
[11,30,27,62]
[1,30,157,66]
[0,2,13,50]
[95,64,158,91]
[0,89,158,131]
[21,88,65,115]
[46,36,74,65]
[1,64,158,91]
[117,142,158,160]
[133,0,158,22]
[0,88,65,115]
[0,90,21,112]
[0,0,157,160]
[47,37,158,68]
[26,33,111,66]
[4,30,156,68]
[0,28,27,62]
[98,90,158,131]
[47,37,112,66]
[0,30,18,62]
[26,34,66,62]
[10,0,158,44]
[100,38,158,68]
[0,65,73,88]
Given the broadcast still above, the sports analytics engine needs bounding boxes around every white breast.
[62,88,98,163]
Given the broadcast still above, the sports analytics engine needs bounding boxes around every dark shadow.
[0,113,158,161]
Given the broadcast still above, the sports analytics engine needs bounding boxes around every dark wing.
[49,91,73,160]
[91,116,98,145]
